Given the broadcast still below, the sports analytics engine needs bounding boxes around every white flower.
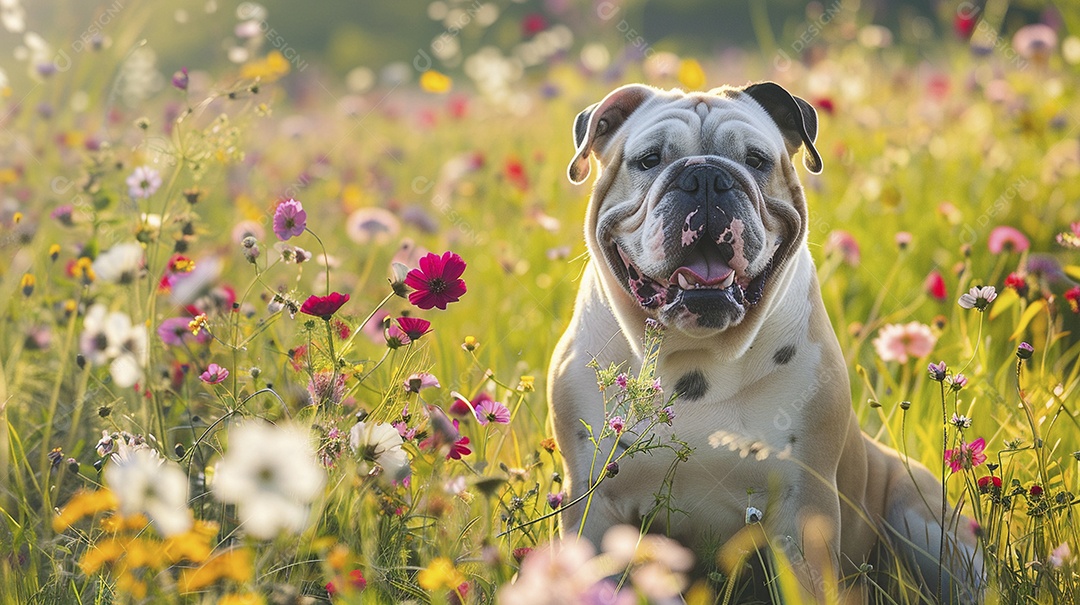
[350,421,411,483]
[958,285,997,311]
[746,506,763,524]
[213,421,326,540]
[496,538,601,604]
[92,242,144,284]
[601,525,694,600]
[126,165,161,199]
[950,413,972,429]
[78,304,148,388]
[104,447,192,536]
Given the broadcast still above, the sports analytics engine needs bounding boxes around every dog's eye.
[638,152,661,170]
[745,150,768,170]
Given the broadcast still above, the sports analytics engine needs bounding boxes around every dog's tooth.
[678,273,692,290]
[722,272,736,288]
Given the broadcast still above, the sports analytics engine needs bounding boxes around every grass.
[1,5,1079,604]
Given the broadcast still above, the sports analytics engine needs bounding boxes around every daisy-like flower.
[474,398,510,425]
[404,372,440,393]
[212,421,326,540]
[404,251,467,310]
[944,437,986,473]
[126,166,161,199]
[497,539,600,604]
[346,207,400,245]
[609,416,625,434]
[92,242,144,284]
[396,317,431,341]
[157,316,211,347]
[948,373,968,391]
[950,413,972,429]
[273,199,307,241]
[384,324,411,349]
[958,285,997,311]
[602,524,694,601]
[104,447,192,537]
[299,292,349,320]
[200,363,229,384]
[927,361,948,381]
[824,230,860,266]
[349,421,411,483]
[79,304,148,388]
[987,226,1030,254]
[872,322,937,363]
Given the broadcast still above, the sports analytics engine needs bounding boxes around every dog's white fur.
[548,83,983,601]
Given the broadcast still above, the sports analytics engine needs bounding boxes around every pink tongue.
[673,246,732,285]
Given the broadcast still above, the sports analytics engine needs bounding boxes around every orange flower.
[53,489,119,532]
[179,548,254,592]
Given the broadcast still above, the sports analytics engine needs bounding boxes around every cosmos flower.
[824,230,860,266]
[958,285,997,310]
[987,226,1030,254]
[92,242,144,284]
[299,292,349,320]
[404,251,467,310]
[104,447,192,537]
[927,361,948,381]
[396,317,431,341]
[345,207,400,245]
[199,363,229,385]
[126,166,161,199]
[404,372,440,393]
[79,304,148,388]
[474,398,510,425]
[273,199,307,241]
[349,421,411,483]
[1012,23,1057,63]
[945,437,987,473]
[158,316,211,347]
[212,421,326,540]
[872,322,937,363]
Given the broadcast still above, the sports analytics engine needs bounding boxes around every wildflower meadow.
[1,1,1079,603]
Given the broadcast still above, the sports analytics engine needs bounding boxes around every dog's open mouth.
[615,242,773,316]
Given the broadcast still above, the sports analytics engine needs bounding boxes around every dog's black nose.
[673,165,735,194]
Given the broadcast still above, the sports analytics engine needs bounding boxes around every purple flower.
[609,416,625,434]
[546,492,564,510]
[171,67,189,91]
[474,398,510,425]
[273,199,307,241]
[200,363,229,384]
[404,372,440,394]
[126,166,161,199]
[927,361,947,382]
[615,373,628,389]
[158,316,210,346]
[948,373,968,391]
[1017,342,1034,360]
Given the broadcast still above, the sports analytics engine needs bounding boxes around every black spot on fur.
[773,344,797,365]
[674,370,708,401]
[788,434,797,445]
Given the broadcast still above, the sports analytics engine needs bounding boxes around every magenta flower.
[299,292,349,320]
[657,407,675,424]
[546,492,564,510]
[396,317,432,341]
[158,316,210,346]
[609,416,625,434]
[384,324,410,349]
[273,199,307,241]
[615,373,629,390]
[474,398,510,425]
[200,363,229,384]
[404,251,467,310]
[945,437,987,473]
[171,67,189,91]
[927,361,947,382]
[988,226,1030,254]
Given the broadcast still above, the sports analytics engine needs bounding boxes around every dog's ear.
[568,84,654,184]
[741,82,823,174]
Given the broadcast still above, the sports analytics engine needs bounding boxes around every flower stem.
[305,227,332,296]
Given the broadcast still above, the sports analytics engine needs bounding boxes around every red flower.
[326,569,367,596]
[1065,286,1080,314]
[447,433,471,460]
[814,97,835,115]
[977,475,1002,493]
[1004,272,1029,298]
[396,317,432,341]
[1030,484,1044,497]
[504,157,529,191]
[300,292,350,319]
[924,270,947,301]
[522,13,547,37]
[405,252,467,310]
[954,12,977,39]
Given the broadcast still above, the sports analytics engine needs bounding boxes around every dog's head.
[569,82,821,340]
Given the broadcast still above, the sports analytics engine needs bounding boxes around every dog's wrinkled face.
[569,83,822,337]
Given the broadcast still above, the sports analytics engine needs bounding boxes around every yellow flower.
[240,51,290,82]
[12,211,22,224]
[72,256,95,283]
[189,314,208,336]
[462,335,478,352]
[218,593,265,605]
[518,376,535,392]
[63,299,77,315]
[420,70,452,94]
[79,537,127,574]
[417,557,466,592]
[53,489,119,532]
[100,512,149,533]
[49,243,61,260]
[678,58,706,90]
[179,548,254,592]
[164,520,218,564]
[326,544,350,572]
[20,273,34,297]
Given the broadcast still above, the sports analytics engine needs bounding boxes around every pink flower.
[924,270,947,301]
[384,324,410,349]
[959,285,997,311]
[273,199,307,241]
[944,437,987,473]
[404,372,440,393]
[988,226,1030,254]
[199,363,229,384]
[824,230,860,266]
[404,251,467,310]
[445,420,471,460]
[1049,542,1072,569]
[872,322,937,363]
[396,317,432,341]
[474,398,510,425]
[158,316,210,346]
[609,416,625,434]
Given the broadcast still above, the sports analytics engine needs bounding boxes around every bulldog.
[547,82,983,602]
